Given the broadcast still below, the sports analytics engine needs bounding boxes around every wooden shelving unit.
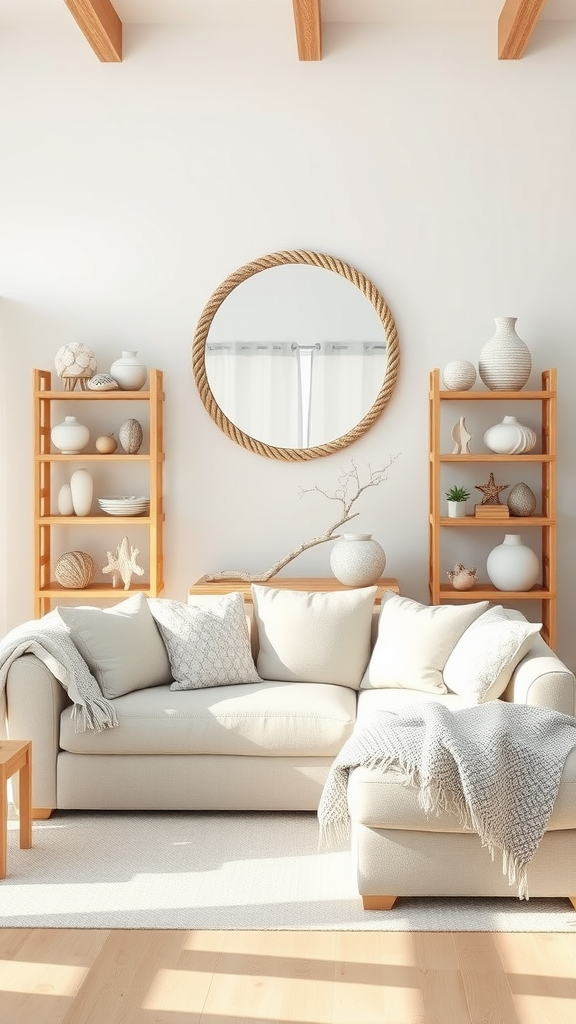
[429,368,557,647]
[33,368,165,617]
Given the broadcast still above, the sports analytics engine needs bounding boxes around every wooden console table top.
[189,577,399,604]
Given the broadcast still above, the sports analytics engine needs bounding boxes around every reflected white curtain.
[307,343,386,447]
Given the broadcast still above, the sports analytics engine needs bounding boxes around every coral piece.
[475,472,509,505]
[54,343,97,391]
[451,416,472,454]
[102,536,145,590]
[446,562,478,591]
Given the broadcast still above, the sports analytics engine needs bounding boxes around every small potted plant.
[445,484,470,518]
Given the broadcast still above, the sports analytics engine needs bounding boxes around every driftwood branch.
[199,455,399,583]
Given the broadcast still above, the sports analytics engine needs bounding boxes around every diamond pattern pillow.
[149,592,261,690]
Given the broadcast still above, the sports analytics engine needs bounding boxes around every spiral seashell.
[54,550,95,589]
[119,418,143,454]
[87,373,120,391]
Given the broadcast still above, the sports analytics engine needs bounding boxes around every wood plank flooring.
[1,929,576,1023]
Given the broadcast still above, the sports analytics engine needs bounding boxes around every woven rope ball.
[54,550,95,589]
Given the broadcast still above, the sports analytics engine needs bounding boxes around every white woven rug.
[4,810,576,931]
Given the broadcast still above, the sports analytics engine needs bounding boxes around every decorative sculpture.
[102,536,145,590]
[475,472,509,505]
[54,343,97,391]
[451,416,472,455]
[446,562,478,591]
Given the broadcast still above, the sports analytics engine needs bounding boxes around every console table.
[189,577,399,604]
[0,740,32,880]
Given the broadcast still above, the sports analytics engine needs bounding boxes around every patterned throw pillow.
[149,592,261,690]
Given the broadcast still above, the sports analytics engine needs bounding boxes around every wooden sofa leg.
[569,897,576,911]
[32,808,53,820]
[362,895,397,911]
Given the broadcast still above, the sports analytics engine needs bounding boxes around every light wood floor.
[1,929,576,1023]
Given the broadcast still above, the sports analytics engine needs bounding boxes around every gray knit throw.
[318,701,576,899]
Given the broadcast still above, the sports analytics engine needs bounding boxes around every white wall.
[1,20,576,666]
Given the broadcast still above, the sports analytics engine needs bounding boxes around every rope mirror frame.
[192,249,400,461]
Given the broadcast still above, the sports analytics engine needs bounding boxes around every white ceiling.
[0,0,574,27]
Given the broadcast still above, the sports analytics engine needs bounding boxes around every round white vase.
[57,483,75,516]
[486,533,539,592]
[478,317,532,391]
[70,468,94,516]
[51,415,90,454]
[483,415,537,454]
[329,533,386,587]
[442,360,477,391]
[110,351,147,391]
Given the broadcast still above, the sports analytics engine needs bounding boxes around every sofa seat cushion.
[59,680,356,757]
[348,741,576,833]
[355,687,471,729]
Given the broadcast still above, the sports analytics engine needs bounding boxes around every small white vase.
[57,483,75,516]
[51,415,90,454]
[110,350,147,391]
[478,317,532,391]
[70,468,94,517]
[330,533,386,587]
[483,415,536,455]
[447,500,468,518]
[486,533,539,592]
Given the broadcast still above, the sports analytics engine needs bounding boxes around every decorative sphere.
[55,343,97,380]
[54,550,95,589]
[442,360,477,391]
[95,434,118,454]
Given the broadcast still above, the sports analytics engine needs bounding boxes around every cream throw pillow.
[252,584,376,689]
[443,605,542,703]
[360,593,489,693]
[57,592,172,700]
[149,592,261,690]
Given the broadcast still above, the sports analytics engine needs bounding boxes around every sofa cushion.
[443,605,542,703]
[360,593,489,693]
[252,584,376,689]
[149,592,261,689]
[58,680,357,757]
[57,592,172,699]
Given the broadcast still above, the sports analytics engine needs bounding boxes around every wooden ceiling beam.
[498,0,546,60]
[63,0,122,62]
[292,0,322,61]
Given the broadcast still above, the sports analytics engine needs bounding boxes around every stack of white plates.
[98,496,150,516]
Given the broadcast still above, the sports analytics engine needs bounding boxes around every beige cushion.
[252,584,376,689]
[57,592,172,699]
[59,680,356,757]
[360,593,489,693]
[149,592,260,689]
[443,605,542,702]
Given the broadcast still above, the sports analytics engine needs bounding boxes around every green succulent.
[445,485,470,503]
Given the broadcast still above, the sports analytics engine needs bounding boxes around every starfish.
[475,472,509,505]
[102,536,145,590]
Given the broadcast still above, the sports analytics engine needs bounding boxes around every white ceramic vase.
[483,415,537,454]
[486,533,539,592]
[110,351,147,391]
[57,483,75,516]
[442,360,477,391]
[51,415,90,454]
[329,533,386,587]
[70,468,94,517]
[478,317,532,391]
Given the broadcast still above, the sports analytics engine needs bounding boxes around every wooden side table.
[0,740,32,880]
[189,576,400,604]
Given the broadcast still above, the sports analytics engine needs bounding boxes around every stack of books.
[474,503,510,518]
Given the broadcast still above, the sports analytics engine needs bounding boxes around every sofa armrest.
[5,653,71,811]
[503,633,576,716]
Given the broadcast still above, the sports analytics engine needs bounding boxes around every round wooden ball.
[54,551,95,589]
[95,434,118,454]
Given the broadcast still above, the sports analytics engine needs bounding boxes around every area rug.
[4,810,576,931]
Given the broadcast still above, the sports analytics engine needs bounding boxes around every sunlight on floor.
[0,959,89,996]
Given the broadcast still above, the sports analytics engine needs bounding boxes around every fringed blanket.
[0,611,118,732]
[318,701,576,899]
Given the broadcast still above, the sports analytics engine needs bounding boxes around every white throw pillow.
[360,593,489,693]
[57,592,172,700]
[443,605,542,703]
[252,584,376,689]
[149,592,261,690]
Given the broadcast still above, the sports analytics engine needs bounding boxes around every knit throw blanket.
[0,611,118,732]
[318,701,576,899]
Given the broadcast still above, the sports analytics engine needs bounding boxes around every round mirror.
[192,250,400,461]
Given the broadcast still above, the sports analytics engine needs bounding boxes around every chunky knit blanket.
[0,611,118,732]
[318,701,576,899]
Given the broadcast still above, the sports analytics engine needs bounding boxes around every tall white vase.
[486,533,539,592]
[330,533,386,587]
[478,317,532,391]
[70,468,94,517]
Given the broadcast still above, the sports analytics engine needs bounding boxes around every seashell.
[55,343,97,380]
[87,373,120,391]
[446,562,478,591]
[54,550,95,589]
[507,482,537,518]
[119,418,143,454]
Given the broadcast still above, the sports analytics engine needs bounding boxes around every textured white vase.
[483,415,537,454]
[70,468,94,517]
[329,533,386,587]
[442,360,477,391]
[51,415,90,454]
[478,317,532,391]
[110,351,147,391]
[57,483,75,516]
[486,533,539,592]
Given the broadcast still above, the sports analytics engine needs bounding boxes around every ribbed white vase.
[483,415,537,454]
[486,533,539,592]
[478,317,532,391]
[330,533,386,587]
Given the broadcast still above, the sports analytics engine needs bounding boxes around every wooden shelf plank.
[63,0,122,62]
[498,0,546,60]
